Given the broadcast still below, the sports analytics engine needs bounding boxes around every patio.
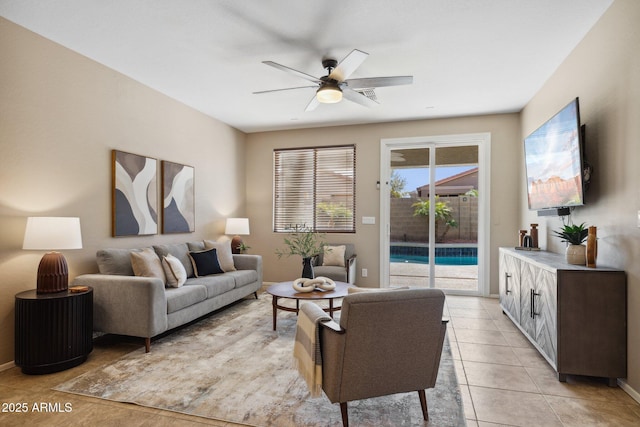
[390,262,478,291]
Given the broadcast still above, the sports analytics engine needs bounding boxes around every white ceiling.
[0,0,613,133]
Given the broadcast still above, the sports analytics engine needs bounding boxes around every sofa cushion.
[131,248,166,284]
[189,248,224,277]
[153,243,194,278]
[186,275,235,298]
[165,284,208,314]
[162,254,187,287]
[187,241,205,252]
[203,240,236,272]
[225,270,259,289]
[96,248,140,276]
[323,245,346,267]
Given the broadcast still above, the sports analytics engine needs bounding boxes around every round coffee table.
[266,281,352,330]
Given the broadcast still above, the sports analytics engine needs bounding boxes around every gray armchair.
[313,243,356,285]
[312,288,447,426]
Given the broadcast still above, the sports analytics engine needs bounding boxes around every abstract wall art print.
[112,150,158,236]
[162,161,195,233]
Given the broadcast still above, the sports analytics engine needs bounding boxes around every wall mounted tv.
[524,97,584,215]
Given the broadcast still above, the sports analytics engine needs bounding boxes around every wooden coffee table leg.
[272,295,278,330]
[329,298,334,319]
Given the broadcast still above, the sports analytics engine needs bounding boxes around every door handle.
[505,273,512,294]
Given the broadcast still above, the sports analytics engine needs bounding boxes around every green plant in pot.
[275,225,326,279]
[553,222,588,265]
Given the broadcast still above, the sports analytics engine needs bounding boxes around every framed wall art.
[112,150,158,236]
[162,160,195,233]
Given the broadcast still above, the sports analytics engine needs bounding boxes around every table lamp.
[23,217,83,293]
[225,218,250,254]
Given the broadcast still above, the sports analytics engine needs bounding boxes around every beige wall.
[520,0,640,394]
[0,19,247,365]
[5,0,636,398]
[246,114,521,291]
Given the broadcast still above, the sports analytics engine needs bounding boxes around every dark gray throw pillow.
[188,248,224,277]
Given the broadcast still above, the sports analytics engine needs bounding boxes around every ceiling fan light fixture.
[316,84,342,104]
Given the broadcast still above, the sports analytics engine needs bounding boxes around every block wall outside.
[390,196,478,243]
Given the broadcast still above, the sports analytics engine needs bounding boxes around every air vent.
[357,88,378,101]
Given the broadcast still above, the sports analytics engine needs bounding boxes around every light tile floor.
[445,295,640,427]
[0,295,639,426]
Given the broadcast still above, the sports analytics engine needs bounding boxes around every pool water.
[391,254,477,266]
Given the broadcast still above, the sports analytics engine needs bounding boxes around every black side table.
[15,288,93,374]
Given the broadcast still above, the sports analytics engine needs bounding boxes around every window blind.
[274,145,356,233]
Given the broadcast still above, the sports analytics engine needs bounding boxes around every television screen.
[524,98,584,211]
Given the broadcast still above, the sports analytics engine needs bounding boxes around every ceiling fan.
[253,49,413,111]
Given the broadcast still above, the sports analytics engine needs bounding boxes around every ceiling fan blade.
[262,61,322,84]
[329,49,369,81]
[253,85,317,95]
[345,76,413,89]
[342,87,379,108]
[304,95,320,112]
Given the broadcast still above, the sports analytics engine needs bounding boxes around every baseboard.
[0,360,15,372]
[618,379,640,404]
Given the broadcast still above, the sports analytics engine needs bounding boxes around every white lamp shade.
[225,218,250,235]
[23,217,83,250]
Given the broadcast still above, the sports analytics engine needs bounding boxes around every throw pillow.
[203,239,236,272]
[162,254,187,287]
[322,245,346,267]
[188,248,224,277]
[131,247,166,285]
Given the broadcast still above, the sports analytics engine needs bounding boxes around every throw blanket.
[293,303,331,397]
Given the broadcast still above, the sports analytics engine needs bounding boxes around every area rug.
[54,295,465,426]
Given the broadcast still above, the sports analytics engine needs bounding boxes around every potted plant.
[553,222,588,265]
[275,225,326,278]
[236,242,250,254]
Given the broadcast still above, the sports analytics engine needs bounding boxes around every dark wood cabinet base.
[15,288,93,375]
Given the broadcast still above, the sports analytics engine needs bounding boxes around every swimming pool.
[390,245,478,265]
[390,254,477,265]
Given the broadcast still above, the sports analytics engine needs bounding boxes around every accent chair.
[312,243,356,285]
[310,288,447,426]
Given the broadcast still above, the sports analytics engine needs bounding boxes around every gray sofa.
[73,241,262,352]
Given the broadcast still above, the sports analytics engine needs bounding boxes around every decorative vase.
[530,223,539,248]
[301,257,315,279]
[566,244,586,265]
[586,226,597,268]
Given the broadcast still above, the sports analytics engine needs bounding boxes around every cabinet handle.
[505,273,512,294]
[530,289,534,319]
[532,290,540,318]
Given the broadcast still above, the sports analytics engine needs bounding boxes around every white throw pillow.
[131,247,166,285]
[203,240,236,272]
[162,254,187,287]
[322,245,346,267]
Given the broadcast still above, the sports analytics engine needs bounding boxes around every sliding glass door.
[380,134,489,295]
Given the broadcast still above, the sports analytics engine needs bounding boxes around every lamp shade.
[23,217,83,250]
[225,218,250,236]
[23,217,82,293]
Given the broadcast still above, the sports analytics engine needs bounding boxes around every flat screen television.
[524,97,584,212]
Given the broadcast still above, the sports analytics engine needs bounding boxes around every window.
[274,145,356,233]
